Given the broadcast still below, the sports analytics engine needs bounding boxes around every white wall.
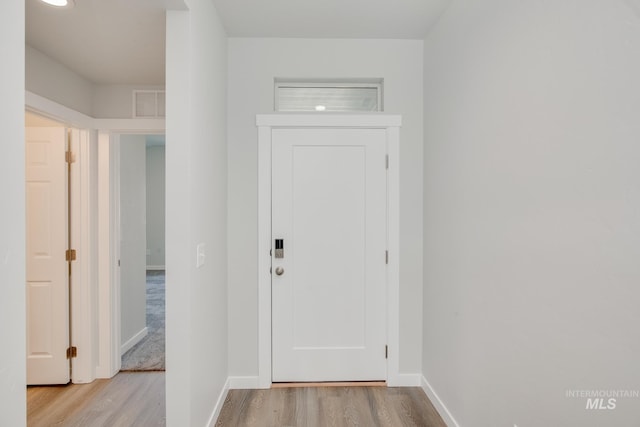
[146,144,166,268]
[26,46,165,119]
[227,38,424,377]
[93,84,165,119]
[423,1,640,426]
[26,45,94,116]
[0,2,25,426]
[119,135,147,351]
[166,0,228,425]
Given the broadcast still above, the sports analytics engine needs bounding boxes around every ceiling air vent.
[133,90,165,118]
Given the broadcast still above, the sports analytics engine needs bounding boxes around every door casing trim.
[26,91,165,383]
[256,113,402,388]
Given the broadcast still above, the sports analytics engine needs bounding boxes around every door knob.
[275,266,284,276]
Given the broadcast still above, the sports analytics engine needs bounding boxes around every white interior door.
[271,128,387,382]
[26,127,70,385]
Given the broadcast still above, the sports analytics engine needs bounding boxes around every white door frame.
[97,129,165,379]
[256,113,402,388]
[68,127,95,383]
[96,131,121,378]
[26,90,165,381]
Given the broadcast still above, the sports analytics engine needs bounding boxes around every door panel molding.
[271,129,387,381]
[256,114,402,388]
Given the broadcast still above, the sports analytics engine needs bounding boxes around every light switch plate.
[196,243,206,268]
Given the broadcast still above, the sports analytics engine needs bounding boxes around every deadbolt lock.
[275,239,284,258]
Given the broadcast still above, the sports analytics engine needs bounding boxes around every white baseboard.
[146,265,165,270]
[229,376,260,389]
[388,373,422,387]
[120,327,148,355]
[421,375,459,427]
[207,377,231,427]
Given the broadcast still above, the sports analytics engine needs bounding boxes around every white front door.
[25,127,70,385]
[271,128,388,382]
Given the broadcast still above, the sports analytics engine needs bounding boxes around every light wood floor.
[28,375,446,427]
[27,372,165,427]
[216,386,447,427]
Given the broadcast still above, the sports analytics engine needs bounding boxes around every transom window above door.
[274,78,383,112]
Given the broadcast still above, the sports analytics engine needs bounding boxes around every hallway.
[216,386,447,427]
[121,271,166,371]
[27,372,165,426]
[28,377,446,427]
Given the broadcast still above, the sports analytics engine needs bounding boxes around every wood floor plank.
[27,372,165,427]
[29,376,445,427]
[216,386,447,427]
[302,388,321,427]
[369,387,406,427]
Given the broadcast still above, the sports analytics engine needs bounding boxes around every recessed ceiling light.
[315,105,326,111]
[40,0,74,8]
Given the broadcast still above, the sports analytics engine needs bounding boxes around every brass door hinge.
[385,250,389,265]
[65,150,76,164]
[385,345,388,359]
[385,154,389,170]
[67,346,77,359]
[66,249,77,261]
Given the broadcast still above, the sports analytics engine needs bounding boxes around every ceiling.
[26,0,451,86]
[26,0,167,85]
[213,0,452,39]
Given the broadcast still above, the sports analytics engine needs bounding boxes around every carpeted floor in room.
[121,270,165,371]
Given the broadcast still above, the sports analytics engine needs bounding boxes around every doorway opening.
[256,114,402,388]
[119,134,166,372]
